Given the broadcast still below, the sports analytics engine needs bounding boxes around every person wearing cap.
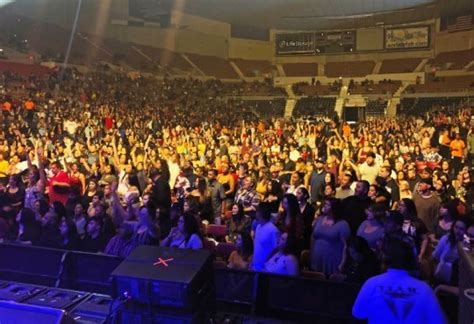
[309,157,327,205]
[412,178,440,234]
[357,152,380,185]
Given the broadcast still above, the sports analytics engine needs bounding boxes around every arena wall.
[228,38,274,60]
[6,1,474,63]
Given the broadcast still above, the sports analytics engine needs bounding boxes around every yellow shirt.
[0,160,9,177]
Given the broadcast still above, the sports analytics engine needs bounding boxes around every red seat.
[216,242,237,261]
[415,161,427,171]
[301,270,326,280]
[207,224,227,240]
[426,161,439,170]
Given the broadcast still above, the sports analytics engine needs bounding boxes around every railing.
[0,243,363,322]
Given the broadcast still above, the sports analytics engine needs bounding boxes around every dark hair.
[143,201,157,222]
[267,180,282,197]
[282,194,299,219]
[356,180,370,195]
[61,217,78,240]
[448,218,468,245]
[282,233,299,256]
[367,203,388,222]
[52,201,67,221]
[324,172,336,187]
[8,174,21,186]
[238,231,253,259]
[322,198,342,221]
[35,199,50,217]
[383,236,416,271]
[439,201,458,220]
[181,213,201,243]
[86,216,103,231]
[297,187,310,201]
[256,202,272,222]
[232,203,245,219]
[400,198,418,221]
[184,196,200,215]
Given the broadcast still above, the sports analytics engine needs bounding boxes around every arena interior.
[0,0,473,323]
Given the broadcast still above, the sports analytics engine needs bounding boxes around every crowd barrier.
[0,243,363,322]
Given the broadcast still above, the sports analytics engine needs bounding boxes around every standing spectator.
[309,158,327,205]
[357,203,385,250]
[335,173,354,200]
[449,132,465,177]
[341,180,372,235]
[310,198,350,275]
[357,152,379,185]
[377,166,400,209]
[295,187,315,250]
[234,176,260,218]
[148,165,171,222]
[47,161,71,206]
[432,218,468,284]
[207,168,226,224]
[412,179,440,234]
[251,203,280,272]
[80,216,108,253]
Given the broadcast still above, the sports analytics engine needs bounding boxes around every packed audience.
[0,68,473,309]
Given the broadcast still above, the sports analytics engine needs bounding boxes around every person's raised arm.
[111,134,120,167]
[36,147,46,191]
[110,181,127,227]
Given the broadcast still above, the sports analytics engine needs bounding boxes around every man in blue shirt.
[353,237,446,324]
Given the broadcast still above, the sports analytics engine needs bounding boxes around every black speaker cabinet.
[111,246,213,310]
[70,293,113,323]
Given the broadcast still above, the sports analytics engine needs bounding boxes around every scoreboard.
[276,30,356,55]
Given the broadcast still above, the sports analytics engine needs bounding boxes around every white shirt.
[359,162,380,185]
[167,160,180,189]
[252,221,280,272]
[353,269,446,324]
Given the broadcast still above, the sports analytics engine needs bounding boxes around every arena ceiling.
[160,0,474,30]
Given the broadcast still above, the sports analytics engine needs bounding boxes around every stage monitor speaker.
[0,300,75,324]
[111,246,213,310]
[70,293,113,324]
[0,281,46,302]
[23,287,89,311]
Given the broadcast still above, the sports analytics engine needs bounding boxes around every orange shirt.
[2,101,11,111]
[24,100,35,110]
[450,139,465,158]
[342,124,351,138]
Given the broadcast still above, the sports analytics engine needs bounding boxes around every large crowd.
[0,68,474,318]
